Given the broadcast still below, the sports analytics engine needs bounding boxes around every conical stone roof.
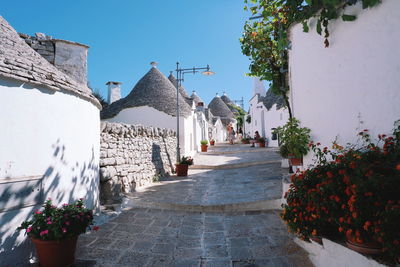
[101,67,192,119]
[0,16,100,109]
[208,94,234,119]
[221,93,236,113]
[260,88,285,110]
[168,73,191,99]
[191,91,204,105]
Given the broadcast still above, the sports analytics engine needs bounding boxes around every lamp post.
[174,62,214,162]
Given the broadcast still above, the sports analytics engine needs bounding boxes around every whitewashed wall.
[264,104,290,147]
[289,0,400,166]
[106,106,196,158]
[0,77,100,265]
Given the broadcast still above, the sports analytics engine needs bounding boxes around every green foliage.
[228,104,247,127]
[200,140,209,145]
[17,199,96,241]
[178,156,193,165]
[275,118,311,158]
[246,115,251,124]
[342,14,357,21]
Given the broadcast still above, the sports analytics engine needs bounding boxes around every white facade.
[210,118,226,143]
[0,77,100,264]
[288,0,400,166]
[105,106,199,157]
[247,94,289,147]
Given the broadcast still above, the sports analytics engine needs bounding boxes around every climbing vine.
[240,0,381,118]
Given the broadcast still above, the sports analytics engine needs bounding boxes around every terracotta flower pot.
[345,232,382,255]
[258,142,266,148]
[210,140,215,146]
[288,154,302,166]
[31,236,78,267]
[175,164,188,176]
[201,144,208,152]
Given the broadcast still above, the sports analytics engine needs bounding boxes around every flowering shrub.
[282,121,400,259]
[178,156,193,165]
[18,199,97,241]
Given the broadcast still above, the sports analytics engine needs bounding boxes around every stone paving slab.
[127,154,284,209]
[76,208,312,267]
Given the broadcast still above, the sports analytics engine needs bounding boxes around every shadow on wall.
[0,139,98,266]
[151,143,165,177]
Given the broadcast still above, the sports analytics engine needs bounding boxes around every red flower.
[326,172,333,178]
[93,226,100,231]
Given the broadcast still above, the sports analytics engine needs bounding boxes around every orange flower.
[312,229,318,236]
[396,164,400,171]
[251,32,257,37]
[338,227,344,233]
[339,217,344,223]
[352,212,358,219]
[363,221,371,231]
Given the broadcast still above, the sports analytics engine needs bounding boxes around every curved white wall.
[0,77,100,264]
[289,0,400,166]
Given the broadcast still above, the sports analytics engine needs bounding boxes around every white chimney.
[106,81,122,104]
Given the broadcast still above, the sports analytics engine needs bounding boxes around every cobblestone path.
[76,144,312,267]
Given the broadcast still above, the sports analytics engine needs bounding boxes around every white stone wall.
[288,0,400,166]
[263,104,290,147]
[99,122,176,204]
[0,77,100,265]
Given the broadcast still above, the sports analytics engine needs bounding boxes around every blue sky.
[1,0,258,109]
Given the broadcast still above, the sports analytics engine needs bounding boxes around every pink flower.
[62,228,67,233]
[65,221,70,226]
[39,230,49,236]
[35,211,42,214]
[92,226,100,231]
[26,227,32,233]
[47,221,52,225]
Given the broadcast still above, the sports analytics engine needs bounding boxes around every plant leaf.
[342,14,356,21]
[316,19,322,35]
[302,21,309,33]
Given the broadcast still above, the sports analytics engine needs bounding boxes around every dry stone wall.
[100,122,177,204]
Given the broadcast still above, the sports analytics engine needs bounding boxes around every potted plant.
[18,199,98,267]
[275,118,311,166]
[200,140,208,152]
[175,156,193,176]
[258,137,266,147]
[241,137,250,144]
[210,139,215,146]
[282,121,400,261]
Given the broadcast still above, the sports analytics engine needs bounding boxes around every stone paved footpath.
[76,144,312,267]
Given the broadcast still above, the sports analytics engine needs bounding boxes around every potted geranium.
[275,118,311,166]
[175,156,193,176]
[200,140,208,152]
[210,139,215,146]
[18,199,98,267]
[241,137,250,144]
[258,137,266,147]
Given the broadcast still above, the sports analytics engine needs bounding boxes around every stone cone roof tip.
[0,16,100,109]
[168,73,191,99]
[101,67,192,119]
[191,90,204,104]
[221,93,236,113]
[208,95,234,119]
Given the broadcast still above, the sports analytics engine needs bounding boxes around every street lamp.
[174,62,215,162]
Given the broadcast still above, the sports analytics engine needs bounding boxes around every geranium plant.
[178,156,193,165]
[282,120,400,260]
[275,118,311,159]
[18,199,97,241]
